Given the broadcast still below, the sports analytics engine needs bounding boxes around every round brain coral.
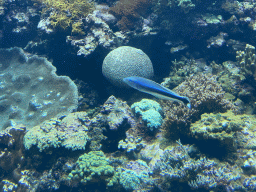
[102,46,154,87]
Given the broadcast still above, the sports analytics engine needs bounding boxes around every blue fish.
[123,76,191,109]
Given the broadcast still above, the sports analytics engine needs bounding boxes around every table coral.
[0,47,78,130]
[131,99,163,131]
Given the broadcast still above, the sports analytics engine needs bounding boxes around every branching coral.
[34,0,94,32]
[67,151,116,186]
[162,74,235,140]
[154,140,242,191]
[109,0,152,30]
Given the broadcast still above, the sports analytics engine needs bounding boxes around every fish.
[123,76,191,109]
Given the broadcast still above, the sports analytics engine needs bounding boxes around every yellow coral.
[236,44,256,80]
[50,12,71,31]
[34,0,94,32]
[72,21,85,35]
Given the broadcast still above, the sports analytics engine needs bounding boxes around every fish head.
[123,76,142,89]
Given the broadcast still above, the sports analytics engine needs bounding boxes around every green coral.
[23,112,90,152]
[131,99,163,130]
[71,21,86,35]
[120,170,141,190]
[190,110,256,150]
[191,111,241,139]
[68,151,116,185]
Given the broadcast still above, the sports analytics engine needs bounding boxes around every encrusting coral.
[190,110,243,152]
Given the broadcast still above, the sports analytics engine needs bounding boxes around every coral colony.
[1,0,256,191]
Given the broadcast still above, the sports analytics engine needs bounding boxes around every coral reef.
[3,0,256,191]
[131,99,163,131]
[102,46,154,87]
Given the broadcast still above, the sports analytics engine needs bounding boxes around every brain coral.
[0,47,78,130]
[102,46,154,87]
